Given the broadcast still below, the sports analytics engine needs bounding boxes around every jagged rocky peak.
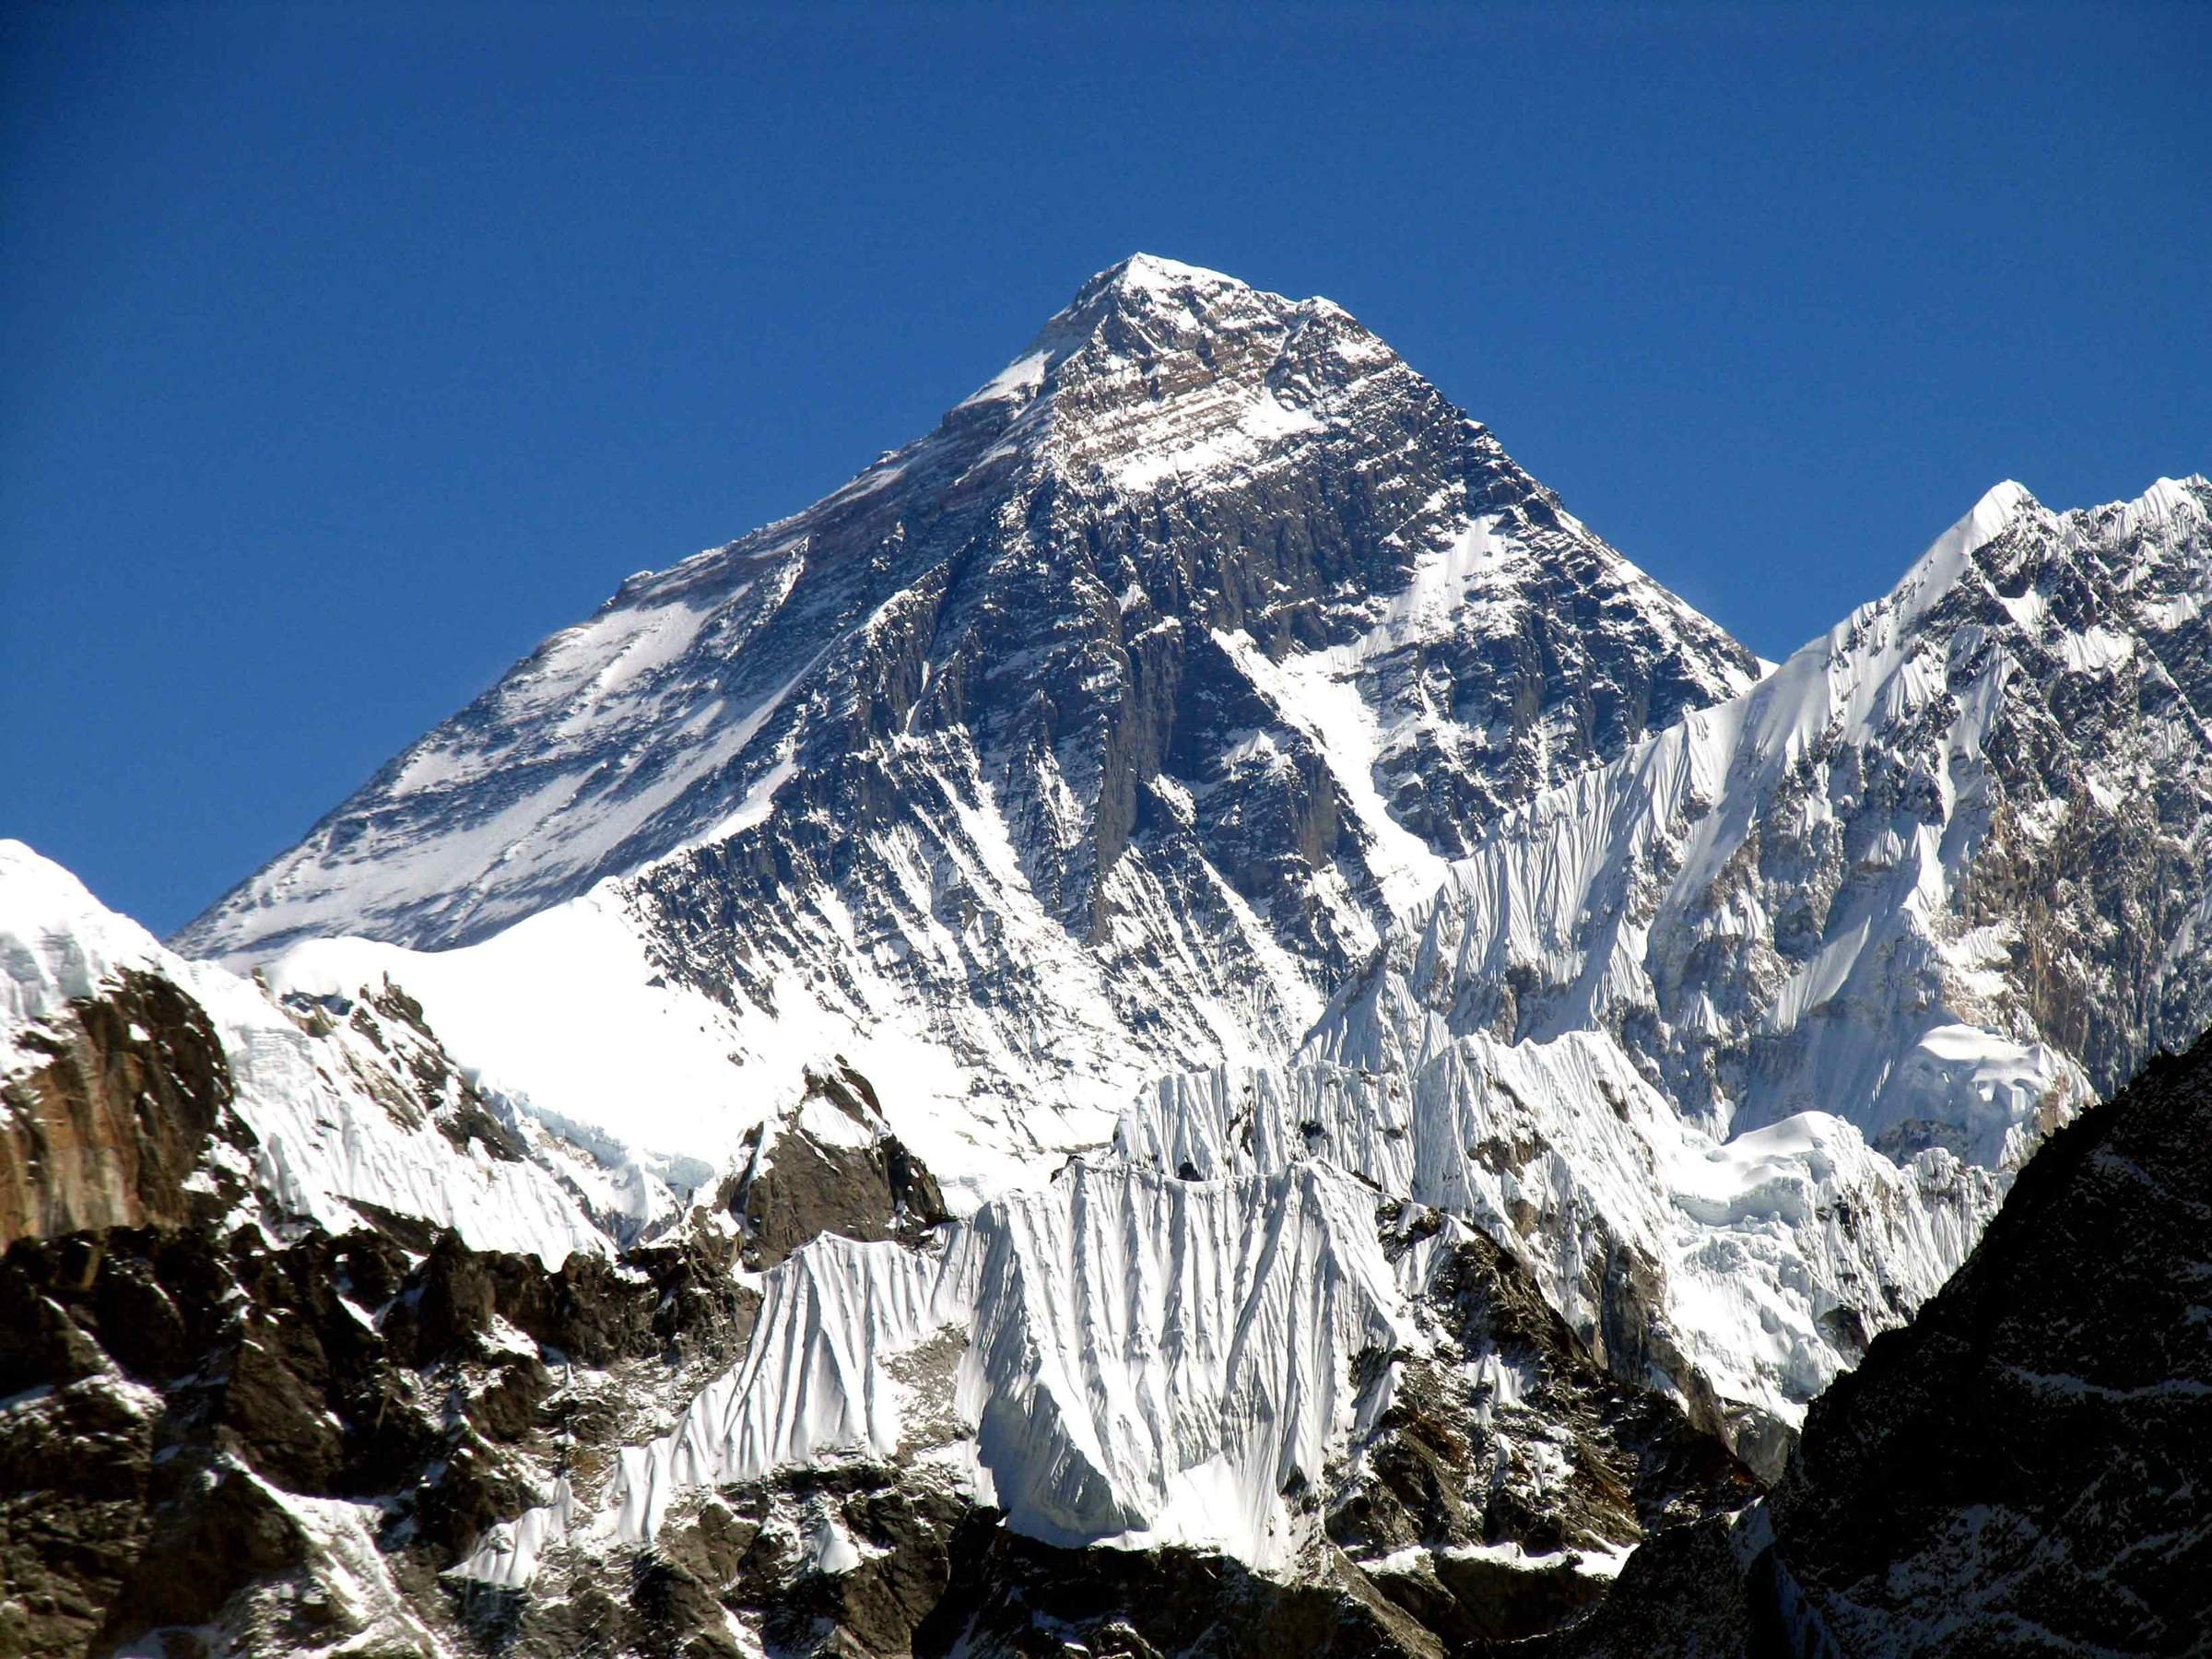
[175,250,1756,963]
[173,256,1759,1194]
[719,1058,951,1269]
[947,252,1393,484]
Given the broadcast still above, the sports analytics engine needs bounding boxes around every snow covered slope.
[1317,477,2212,1166]
[179,255,1759,1194]
[2,839,617,1263]
[1122,475,2212,1443]
[1116,1032,1997,1451]
[459,1152,1756,1601]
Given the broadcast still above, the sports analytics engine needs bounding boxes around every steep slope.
[1318,477,2212,1164]
[456,1154,1758,1654]
[6,843,1754,1657]
[1110,475,2212,1460]
[0,841,757,1656]
[181,254,1758,1194]
[1553,1029,2212,1657]
[1115,1031,1999,1466]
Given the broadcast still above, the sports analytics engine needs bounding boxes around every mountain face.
[10,251,2210,1658]
[1550,1027,2212,1657]
[1111,476,2212,1454]
[1319,477,2212,1165]
[5,845,1758,1658]
[178,254,1758,1185]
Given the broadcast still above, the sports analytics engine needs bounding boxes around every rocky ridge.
[1318,477,2212,1164]
[5,850,1758,1657]
[1193,473,2212,1438]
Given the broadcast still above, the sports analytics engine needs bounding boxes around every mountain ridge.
[175,254,1763,1204]
[8,251,2207,1657]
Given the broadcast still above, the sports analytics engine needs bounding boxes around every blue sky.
[5,2,2207,935]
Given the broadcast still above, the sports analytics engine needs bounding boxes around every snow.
[1,839,611,1265]
[698,753,799,846]
[1120,1030,1997,1423]
[1306,477,2163,1166]
[179,542,823,960]
[958,348,1050,410]
[460,1156,1412,1586]
[962,1160,1405,1571]
[125,242,2209,1611]
[267,882,771,1181]
[1216,627,1451,914]
[461,1230,977,1585]
[1109,252,1246,294]
[1107,390,1321,494]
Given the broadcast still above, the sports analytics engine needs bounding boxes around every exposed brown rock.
[0,970,239,1247]
[722,1062,950,1270]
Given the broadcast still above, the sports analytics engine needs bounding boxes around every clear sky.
[5,2,2207,935]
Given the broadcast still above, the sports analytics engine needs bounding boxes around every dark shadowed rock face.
[1551,1030,2212,1658]
[0,1214,759,1659]
[1760,1032,2212,1655]
[1335,1223,1759,1647]
[720,1060,951,1270]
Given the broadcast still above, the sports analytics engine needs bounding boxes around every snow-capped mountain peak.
[176,258,1759,1199]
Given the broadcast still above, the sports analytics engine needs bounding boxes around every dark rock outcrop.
[1552,1030,2212,1657]
[721,1061,951,1270]
[0,1214,758,1658]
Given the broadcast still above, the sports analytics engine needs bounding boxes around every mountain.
[1548,1026,2212,1657]
[177,254,1759,1198]
[1316,476,2212,1165]
[1109,475,2212,1469]
[0,841,618,1263]
[4,843,1757,1658]
[10,249,2210,1658]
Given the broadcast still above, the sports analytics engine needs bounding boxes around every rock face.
[721,1060,950,1270]
[1759,1029,2212,1653]
[0,1211,758,1659]
[178,254,1759,1179]
[0,967,239,1243]
[1,879,1756,1657]
[1555,1027,2212,1657]
[1238,475,2212,1441]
